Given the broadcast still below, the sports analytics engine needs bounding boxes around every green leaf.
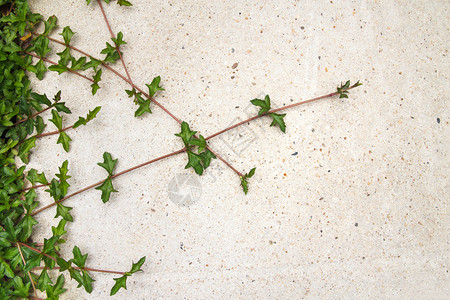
[35,59,47,80]
[112,31,127,46]
[117,0,133,6]
[55,203,73,222]
[250,95,271,115]
[97,152,118,176]
[73,106,101,128]
[37,269,52,291]
[31,92,52,106]
[199,148,216,169]
[54,102,71,114]
[35,115,46,134]
[1,261,14,278]
[56,160,71,195]
[56,257,71,272]
[128,256,146,274]
[49,109,62,130]
[146,76,164,98]
[12,276,31,297]
[185,151,203,175]
[27,168,48,185]
[49,64,69,75]
[110,275,127,296]
[134,98,151,117]
[269,113,287,133]
[18,214,38,240]
[91,69,102,95]
[240,167,256,195]
[33,35,51,57]
[60,26,75,45]
[46,274,67,299]
[70,56,86,70]
[95,177,118,203]
[57,132,72,152]
[52,219,67,243]
[189,135,206,152]
[81,270,94,293]
[70,246,88,269]
[175,121,197,147]
[43,15,58,36]
[83,57,102,72]
[18,137,36,163]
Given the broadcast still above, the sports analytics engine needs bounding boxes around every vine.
[0,0,362,298]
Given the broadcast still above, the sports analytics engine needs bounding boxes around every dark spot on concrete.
[292,152,298,156]
[437,117,440,123]
[355,222,358,227]
[301,26,305,30]
[232,62,239,69]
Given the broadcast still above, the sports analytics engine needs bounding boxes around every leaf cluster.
[175,121,216,175]
[96,152,119,203]
[250,95,287,132]
[125,75,164,117]
[336,80,362,98]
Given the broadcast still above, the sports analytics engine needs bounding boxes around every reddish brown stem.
[18,242,125,275]
[205,85,360,140]
[97,0,134,86]
[14,105,53,126]
[16,242,37,297]
[31,147,187,216]
[25,52,94,82]
[23,183,51,192]
[34,125,73,139]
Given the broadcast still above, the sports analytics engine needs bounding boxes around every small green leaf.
[56,47,72,66]
[134,98,151,117]
[56,257,71,272]
[55,203,73,222]
[37,269,52,291]
[95,177,118,203]
[111,31,127,46]
[146,76,164,98]
[97,152,118,176]
[18,137,36,163]
[240,167,256,195]
[269,113,287,133]
[57,132,72,152]
[54,102,72,114]
[27,168,48,185]
[73,106,101,128]
[83,57,102,72]
[199,148,216,169]
[185,151,203,175]
[70,246,88,269]
[56,160,71,195]
[35,115,46,134]
[189,135,206,152]
[175,121,197,147]
[70,56,86,70]
[60,26,75,45]
[110,275,127,296]
[31,92,52,106]
[91,69,102,95]
[117,0,133,6]
[46,275,67,300]
[128,256,146,274]
[43,15,58,36]
[49,64,68,75]
[35,59,47,80]
[250,94,271,115]
[81,270,94,293]
[12,276,31,297]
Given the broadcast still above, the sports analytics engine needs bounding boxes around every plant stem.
[34,125,73,139]
[18,242,125,275]
[16,242,37,298]
[97,0,134,86]
[205,84,361,140]
[30,84,361,216]
[25,52,94,82]
[14,105,53,126]
[31,147,187,215]
[23,183,51,192]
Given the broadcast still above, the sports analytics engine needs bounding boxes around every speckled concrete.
[27,0,448,299]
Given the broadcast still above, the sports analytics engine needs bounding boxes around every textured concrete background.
[27,0,448,299]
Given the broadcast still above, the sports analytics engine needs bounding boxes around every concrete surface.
[27,0,448,299]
